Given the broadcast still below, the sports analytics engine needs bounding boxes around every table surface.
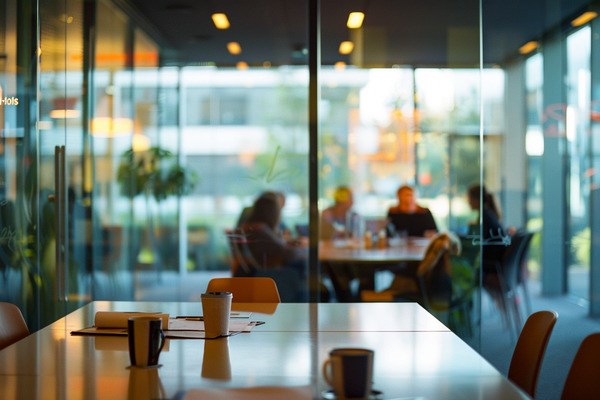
[0,301,528,400]
[319,238,429,264]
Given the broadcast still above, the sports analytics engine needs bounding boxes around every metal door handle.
[54,145,66,302]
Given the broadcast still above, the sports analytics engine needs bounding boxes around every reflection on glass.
[127,366,165,399]
[202,338,232,380]
[566,26,591,300]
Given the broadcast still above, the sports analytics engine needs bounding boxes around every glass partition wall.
[318,0,483,346]
[3,0,600,364]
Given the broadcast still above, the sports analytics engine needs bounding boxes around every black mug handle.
[148,326,166,365]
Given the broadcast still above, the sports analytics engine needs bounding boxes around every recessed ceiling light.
[212,13,230,29]
[571,11,598,27]
[347,12,364,29]
[339,41,354,55]
[518,41,538,55]
[227,42,242,55]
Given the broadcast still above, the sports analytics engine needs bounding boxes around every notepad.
[71,311,259,338]
[165,319,258,339]
[71,311,170,336]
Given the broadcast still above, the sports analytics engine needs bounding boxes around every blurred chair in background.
[561,332,600,399]
[0,302,30,350]
[207,277,281,303]
[508,310,558,398]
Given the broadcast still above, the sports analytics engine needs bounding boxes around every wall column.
[541,38,567,296]
[502,62,527,229]
[589,13,600,316]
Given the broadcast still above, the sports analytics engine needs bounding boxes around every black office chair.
[484,231,530,338]
[515,231,535,315]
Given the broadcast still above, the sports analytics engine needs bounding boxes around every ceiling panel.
[123,0,594,67]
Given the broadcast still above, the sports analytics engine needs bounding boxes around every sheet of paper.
[166,319,256,332]
[71,327,128,336]
[94,311,170,328]
[72,319,257,338]
[173,312,252,319]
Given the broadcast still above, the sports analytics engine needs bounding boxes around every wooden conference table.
[0,301,527,400]
[319,238,429,300]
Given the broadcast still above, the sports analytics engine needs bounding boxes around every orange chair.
[507,310,558,398]
[0,302,30,350]
[207,277,281,303]
[561,332,600,399]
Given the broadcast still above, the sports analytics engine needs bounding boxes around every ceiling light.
[347,12,364,29]
[518,41,539,55]
[132,133,151,152]
[49,109,80,119]
[339,41,354,55]
[236,61,248,70]
[571,11,598,27]
[211,13,230,29]
[91,117,133,137]
[227,42,242,55]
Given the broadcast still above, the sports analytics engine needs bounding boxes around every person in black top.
[466,184,507,276]
[387,185,438,237]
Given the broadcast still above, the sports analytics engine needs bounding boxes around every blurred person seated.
[319,186,368,301]
[466,184,509,281]
[362,232,461,310]
[237,191,292,240]
[387,185,438,238]
[238,194,307,301]
[320,186,359,240]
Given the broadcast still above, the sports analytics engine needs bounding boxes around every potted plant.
[116,146,198,270]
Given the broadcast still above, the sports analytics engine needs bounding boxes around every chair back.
[0,302,30,350]
[508,310,558,397]
[561,332,600,399]
[416,232,461,309]
[498,232,528,291]
[224,229,261,276]
[207,277,281,303]
[516,231,535,283]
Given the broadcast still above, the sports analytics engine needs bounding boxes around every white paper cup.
[201,291,233,338]
[202,337,232,380]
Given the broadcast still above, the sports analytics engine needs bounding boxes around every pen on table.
[175,316,203,321]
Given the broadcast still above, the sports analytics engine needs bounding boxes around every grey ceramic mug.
[322,348,374,399]
[128,316,165,367]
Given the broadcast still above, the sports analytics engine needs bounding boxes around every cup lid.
[202,291,233,298]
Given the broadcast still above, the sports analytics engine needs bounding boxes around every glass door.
[37,0,91,327]
[0,0,92,330]
[566,26,592,301]
[0,0,31,323]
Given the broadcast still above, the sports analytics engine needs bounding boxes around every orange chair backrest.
[206,277,281,303]
[0,302,30,350]
[508,310,558,397]
[561,332,600,399]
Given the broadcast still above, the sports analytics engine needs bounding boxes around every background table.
[319,238,429,301]
[319,238,428,264]
[0,301,528,400]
